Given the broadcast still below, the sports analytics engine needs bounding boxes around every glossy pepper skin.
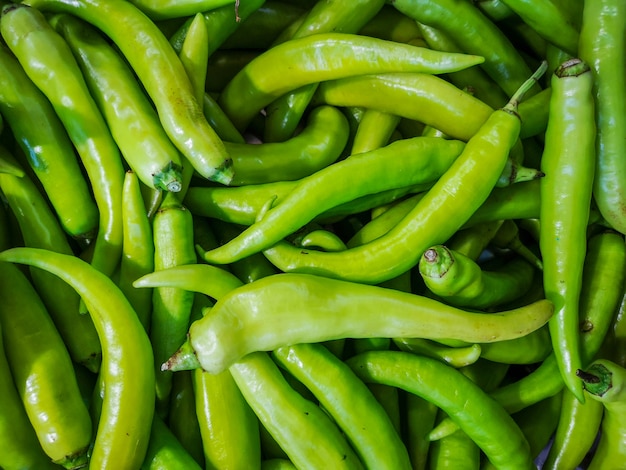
[51,13,185,193]
[0,261,92,469]
[24,0,234,185]
[163,271,552,375]
[200,136,465,265]
[217,32,486,131]
[388,0,538,97]
[1,3,126,279]
[579,0,626,235]
[540,58,596,403]
[0,248,156,470]
[578,359,626,469]
[346,350,535,470]
[261,0,386,143]
[262,64,546,284]
[272,343,411,469]
[0,309,62,470]
[0,42,98,238]
[419,245,535,309]
[0,149,102,371]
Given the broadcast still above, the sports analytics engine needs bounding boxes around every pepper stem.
[555,58,590,78]
[503,60,548,113]
[576,363,612,397]
[419,245,454,279]
[162,338,202,371]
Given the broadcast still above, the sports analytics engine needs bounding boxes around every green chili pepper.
[464,179,543,229]
[0,261,92,469]
[474,0,515,22]
[346,350,535,470]
[200,136,465,265]
[141,415,202,470]
[0,42,98,238]
[0,247,155,469]
[544,230,626,469]
[296,229,348,252]
[404,391,438,470]
[167,369,205,467]
[217,32,485,131]
[416,22,508,109]
[261,0,386,143]
[577,359,626,469]
[540,58,596,403]
[478,324,552,365]
[389,0,539,98]
[150,193,197,415]
[192,360,262,469]
[358,4,422,42]
[500,0,578,55]
[429,359,509,469]
[446,220,504,261]
[428,412,480,470]
[313,72,493,142]
[0,147,24,176]
[263,65,546,283]
[231,352,365,469]
[393,338,482,369]
[51,13,184,193]
[419,246,535,309]
[516,87,551,139]
[350,109,401,155]
[25,0,234,185]
[227,105,349,185]
[542,388,604,470]
[261,459,296,470]
[484,392,563,470]
[273,342,411,469]
[163,272,552,375]
[134,263,246,303]
[1,3,126,278]
[178,12,208,106]
[0,148,102,371]
[117,171,154,332]
[579,0,626,234]
[128,0,236,20]
[201,92,246,144]
[184,178,423,227]
[432,229,626,439]
[0,317,59,470]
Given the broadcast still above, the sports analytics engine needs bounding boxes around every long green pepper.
[261,0,386,143]
[201,136,465,265]
[0,248,156,469]
[0,262,92,469]
[263,64,546,283]
[25,0,234,185]
[540,58,596,403]
[0,42,99,239]
[1,3,126,279]
[217,32,486,131]
[579,0,626,235]
[0,148,102,371]
[150,193,197,416]
[51,13,185,193]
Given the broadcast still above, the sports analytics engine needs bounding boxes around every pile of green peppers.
[0,0,624,469]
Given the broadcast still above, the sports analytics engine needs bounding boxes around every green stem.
[577,363,612,397]
[504,60,548,112]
